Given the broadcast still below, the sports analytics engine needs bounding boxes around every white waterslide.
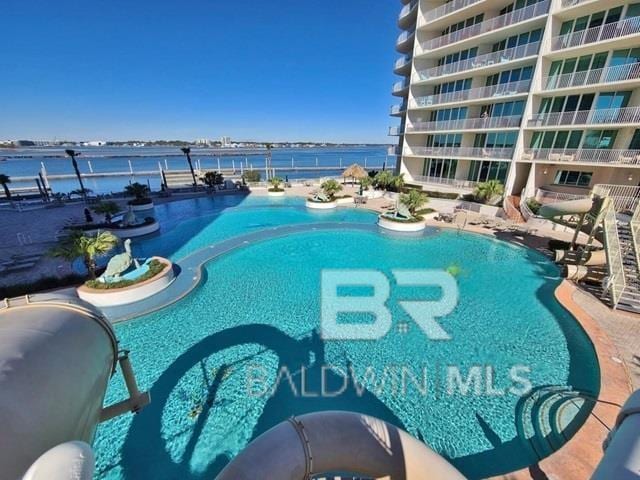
[216,411,466,480]
[538,198,594,219]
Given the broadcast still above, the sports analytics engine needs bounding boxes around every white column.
[217,157,221,171]
[128,159,133,174]
[87,160,93,173]
[40,162,50,189]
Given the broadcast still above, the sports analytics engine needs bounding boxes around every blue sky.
[0,0,400,143]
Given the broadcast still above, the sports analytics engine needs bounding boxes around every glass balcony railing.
[552,16,640,51]
[528,106,640,127]
[560,0,590,7]
[389,126,403,136]
[392,80,409,93]
[544,62,640,90]
[420,1,548,52]
[522,148,640,165]
[423,0,483,23]
[412,79,531,107]
[395,54,412,70]
[416,42,540,81]
[406,115,522,132]
[406,146,514,159]
[399,0,418,21]
[397,29,416,46]
[390,104,407,115]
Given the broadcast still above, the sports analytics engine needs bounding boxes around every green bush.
[526,198,541,215]
[422,190,460,200]
[93,201,121,215]
[0,274,86,299]
[243,170,261,182]
[85,259,166,289]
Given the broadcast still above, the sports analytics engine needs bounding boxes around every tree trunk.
[1,183,11,201]
[72,157,87,202]
[85,254,96,280]
[186,154,197,189]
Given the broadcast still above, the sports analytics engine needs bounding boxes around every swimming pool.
[93,197,600,479]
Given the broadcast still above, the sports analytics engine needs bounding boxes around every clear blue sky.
[0,0,400,144]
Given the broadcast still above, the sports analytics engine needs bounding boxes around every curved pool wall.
[91,198,600,480]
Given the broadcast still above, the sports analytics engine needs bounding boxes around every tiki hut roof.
[342,163,367,179]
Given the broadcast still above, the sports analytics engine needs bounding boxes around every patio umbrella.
[342,164,367,185]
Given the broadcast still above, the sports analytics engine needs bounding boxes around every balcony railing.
[535,187,589,204]
[399,0,418,21]
[593,184,640,213]
[411,175,478,189]
[544,62,640,90]
[528,106,640,127]
[412,79,531,107]
[521,148,640,165]
[406,146,514,159]
[560,0,591,8]
[397,29,416,46]
[423,0,483,23]
[416,42,540,81]
[552,16,640,51]
[389,126,403,136]
[388,145,402,155]
[406,115,522,132]
[392,80,409,93]
[395,54,412,70]
[420,1,548,52]
[390,104,407,115]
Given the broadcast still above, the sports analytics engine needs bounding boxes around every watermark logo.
[320,269,458,341]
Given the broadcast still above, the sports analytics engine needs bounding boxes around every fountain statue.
[99,239,140,282]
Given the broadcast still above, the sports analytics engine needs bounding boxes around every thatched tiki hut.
[342,163,367,185]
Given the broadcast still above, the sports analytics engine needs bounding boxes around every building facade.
[391,0,640,206]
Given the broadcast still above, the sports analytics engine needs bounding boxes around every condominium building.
[390,0,640,206]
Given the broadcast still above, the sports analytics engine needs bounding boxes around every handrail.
[593,184,640,213]
[600,198,626,308]
[417,42,540,81]
[412,79,531,107]
[395,54,412,69]
[552,15,640,51]
[544,62,640,90]
[390,104,406,114]
[528,106,640,127]
[630,201,640,282]
[412,175,478,189]
[397,29,416,45]
[420,1,549,52]
[521,148,640,165]
[407,115,522,132]
[423,0,483,22]
[535,187,588,204]
[399,0,418,20]
[406,146,514,159]
[393,79,409,92]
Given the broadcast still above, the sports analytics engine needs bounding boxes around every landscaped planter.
[306,199,338,209]
[81,218,160,239]
[377,214,426,232]
[336,197,354,205]
[268,190,285,197]
[77,257,174,307]
[128,198,155,212]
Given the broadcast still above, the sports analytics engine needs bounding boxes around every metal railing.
[395,54,412,70]
[416,42,540,81]
[534,187,588,204]
[560,0,591,8]
[544,62,640,90]
[630,200,640,282]
[392,80,409,93]
[423,0,483,22]
[406,146,514,159]
[397,29,416,45]
[593,184,640,213]
[601,198,627,307]
[552,16,640,51]
[390,104,406,115]
[399,0,418,21]
[406,115,522,132]
[389,126,403,136]
[412,175,478,189]
[521,148,640,165]
[420,1,548,52]
[528,106,640,127]
[412,79,531,107]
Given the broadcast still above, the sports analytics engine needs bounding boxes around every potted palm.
[378,189,430,232]
[202,171,224,193]
[50,230,119,280]
[306,178,343,209]
[268,176,285,196]
[473,180,504,205]
[124,182,154,211]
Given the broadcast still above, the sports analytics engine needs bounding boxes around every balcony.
[388,145,402,155]
[411,175,478,191]
[559,0,592,8]
[411,79,531,108]
[392,80,409,95]
[397,29,416,52]
[394,54,413,73]
[399,0,419,27]
[552,16,640,51]
[389,126,403,136]
[528,106,640,128]
[535,187,589,204]
[419,1,548,53]
[390,104,407,115]
[423,0,483,24]
[544,62,640,91]
[522,148,640,166]
[415,42,540,82]
[405,146,514,159]
[406,115,522,133]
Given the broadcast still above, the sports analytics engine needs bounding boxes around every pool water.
[93,198,600,480]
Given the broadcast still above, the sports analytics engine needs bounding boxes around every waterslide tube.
[0,294,117,479]
[22,441,94,480]
[538,198,593,219]
[592,389,640,480]
[555,249,606,266]
[216,411,466,480]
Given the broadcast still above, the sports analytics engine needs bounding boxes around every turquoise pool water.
[93,198,599,479]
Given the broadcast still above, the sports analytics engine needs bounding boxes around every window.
[560,7,625,36]
[433,78,472,95]
[554,170,593,187]
[422,158,458,179]
[530,130,583,149]
[441,14,484,36]
[474,132,517,148]
[481,100,525,117]
[492,29,542,51]
[583,130,617,149]
[630,129,640,149]
[538,93,594,115]
[437,48,478,67]
[486,66,533,86]
[430,107,468,122]
[595,91,631,110]
[467,160,509,183]
[426,133,462,147]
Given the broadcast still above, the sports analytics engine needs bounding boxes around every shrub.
[243,170,261,182]
[124,182,150,200]
[85,259,166,289]
[93,201,120,215]
[526,198,541,215]
[268,176,284,192]
[320,179,343,200]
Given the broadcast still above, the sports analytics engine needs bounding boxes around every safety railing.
[412,79,530,108]
[544,62,640,90]
[390,104,407,115]
[593,184,640,213]
[528,106,640,127]
[389,126,403,136]
[552,16,640,51]
[395,54,412,70]
[423,0,483,22]
[416,42,540,81]
[601,198,627,307]
[521,148,640,165]
[630,200,640,278]
[397,29,416,46]
[420,1,548,52]
[399,0,418,21]
[393,80,409,93]
[560,0,591,7]
[534,187,588,204]
[406,146,514,159]
[412,175,478,189]
[406,115,522,132]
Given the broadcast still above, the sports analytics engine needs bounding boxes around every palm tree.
[202,171,224,191]
[321,178,343,200]
[374,170,394,191]
[124,182,150,200]
[473,180,505,203]
[0,174,12,201]
[180,147,197,187]
[268,176,283,191]
[391,173,405,192]
[50,230,119,280]
[65,149,87,201]
[400,189,428,216]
